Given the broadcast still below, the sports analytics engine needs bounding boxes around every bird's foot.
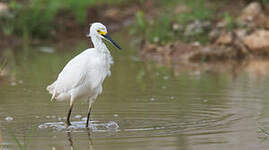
[66,121,72,127]
[85,122,89,128]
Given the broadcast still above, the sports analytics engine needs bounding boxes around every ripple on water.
[38,120,119,132]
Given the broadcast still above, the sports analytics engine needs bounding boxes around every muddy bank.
[140,1,269,64]
[141,41,247,64]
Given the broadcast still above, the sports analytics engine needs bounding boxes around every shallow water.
[1,36,269,149]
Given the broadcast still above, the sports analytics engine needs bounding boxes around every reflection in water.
[0,130,3,150]
[245,60,269,80]
[67,130,93,150]
[149,58,269,81]
[1,41,269,149]
[67,132,74,150]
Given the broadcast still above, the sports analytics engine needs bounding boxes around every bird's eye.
[97,30,101,33]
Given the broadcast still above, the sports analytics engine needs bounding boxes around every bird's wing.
[54,50,93,93]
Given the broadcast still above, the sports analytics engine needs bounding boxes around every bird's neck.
[91,36,109,53]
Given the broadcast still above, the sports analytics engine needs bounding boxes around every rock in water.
[239,2,263,22]
[243,30,269,52]
[5,116,13,121]
[216,32,233,45]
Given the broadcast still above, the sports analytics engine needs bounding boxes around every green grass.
[176,0,212,23]
[0,0,132,39]
[223,12,238,31]
[260,0,269,3]
[148,15,174,44]
[132,0,213,45]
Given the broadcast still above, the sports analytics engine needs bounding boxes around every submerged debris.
[5,116,13,121]
[10,82,16,86]
[39,47,55,53]
[74,115,82,119]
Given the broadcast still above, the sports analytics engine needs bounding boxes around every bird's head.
[87,22,122,50]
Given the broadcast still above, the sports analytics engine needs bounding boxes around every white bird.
[46,22,121,128]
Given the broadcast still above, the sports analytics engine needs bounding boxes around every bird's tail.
[46,83,56,101]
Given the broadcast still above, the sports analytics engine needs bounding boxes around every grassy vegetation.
[131,0,269,46]
[7,127,36,150]
[260,0,269,3]
[1,0,268,43]
[131,0,213,45]
[223,12,239,31]
[0,0,131,39]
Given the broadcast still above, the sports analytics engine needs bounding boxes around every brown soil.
[140,1,269,65]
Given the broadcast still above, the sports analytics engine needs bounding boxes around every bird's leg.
[66,105,73,126]
[86,128,94,150]
[86,107,92,128]
[67,132,74,150]
[66,99,74,127]
[86,100,93,128]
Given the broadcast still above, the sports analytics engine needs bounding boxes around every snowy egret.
[47,22,121,128]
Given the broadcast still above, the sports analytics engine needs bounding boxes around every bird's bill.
[102,34,122,50]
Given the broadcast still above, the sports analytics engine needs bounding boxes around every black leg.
[66,105,73,126]
[67,132,73,149]
[86,107,92,128]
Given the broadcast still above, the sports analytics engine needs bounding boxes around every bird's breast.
[84,54,112,89]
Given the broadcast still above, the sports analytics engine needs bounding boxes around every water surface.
[1,37,269,150]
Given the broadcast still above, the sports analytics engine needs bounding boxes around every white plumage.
[47,48,113,101]
[46,22,121,127]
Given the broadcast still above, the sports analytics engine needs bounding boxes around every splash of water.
[38,120,119,132]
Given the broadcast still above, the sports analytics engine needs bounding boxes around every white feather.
[47,23,114,104]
